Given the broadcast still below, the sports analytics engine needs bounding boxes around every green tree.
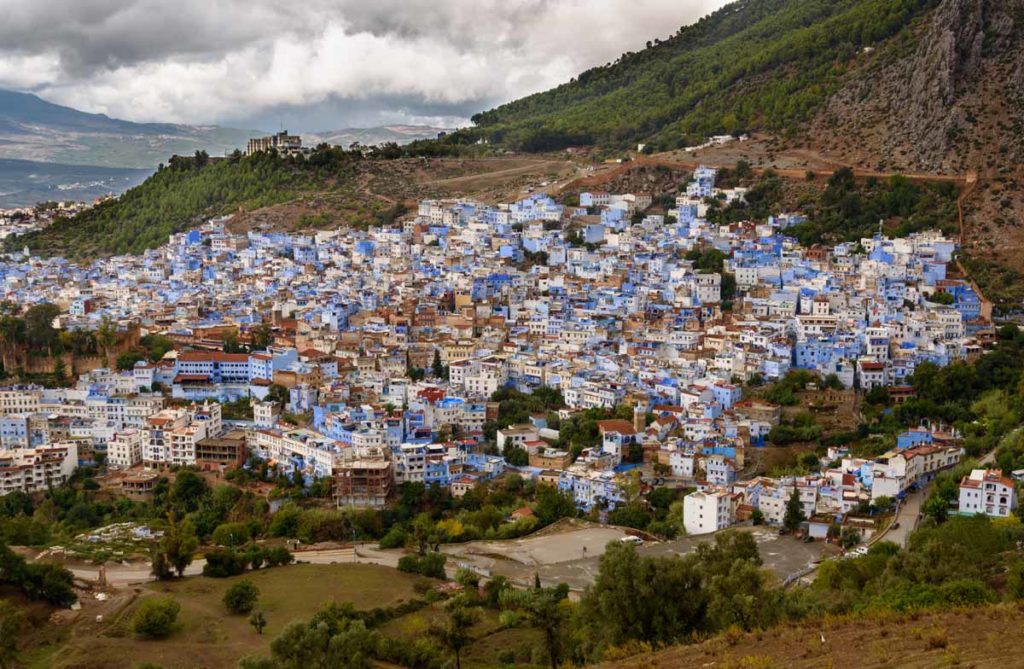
[223,580,261,614]
[250,610,268,635]
[251,323,274,350]
[534,484,576,525]
[223,331,244,353]
[212,521,254,547]
[141,334,174,362]
[839,526,862,550]
[0,600,22,666]
[159,516,199,578]
[132,596,181,639]
[266,384,290,409]
[705,559,781,631]
[503,445,529,467]
[116,352,144,370]
[432,599,478,669]
[241,603,376,669]
[500,586,571,669]
[783,488,805,533]
[169,470,209,515]
[580,542,704,647]
[95,315,118,363]
[25,303,62,354]
[52,358,67,384]
[150,545,171,580]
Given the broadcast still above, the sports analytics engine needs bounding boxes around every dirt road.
[65,545,405,587]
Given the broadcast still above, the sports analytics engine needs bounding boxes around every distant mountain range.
[307,125,450,148]
[0,89,257,169]
[0,159,151,209]
[0,90,450,169]
[0,89,453,208]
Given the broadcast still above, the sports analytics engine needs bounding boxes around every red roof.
[173,374,211,383]
[597,419,636,436]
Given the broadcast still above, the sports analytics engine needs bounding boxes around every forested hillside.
[464,0,937,151]
[8,148,377,259]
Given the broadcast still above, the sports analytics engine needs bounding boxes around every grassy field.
[34,563,425,669]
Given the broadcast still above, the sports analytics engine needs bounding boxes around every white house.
[959,469,1018,518]
[107,428,144,468]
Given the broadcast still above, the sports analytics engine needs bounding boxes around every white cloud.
[0,0,730,127]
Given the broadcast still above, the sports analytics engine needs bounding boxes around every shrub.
[204,546,293,577]
[212,522,255,547]
[203,548,249,578]
[223,580,260,614]
[264,546,294,567]
[132,597,181,638]
[378,527,408,549]
[20,562,77,607]
[397,552,447,579]
[926,628,949,649]
[454,567,479,589]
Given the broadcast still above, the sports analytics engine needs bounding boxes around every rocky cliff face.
[809,0,1024,175]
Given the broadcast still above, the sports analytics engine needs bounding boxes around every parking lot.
[443,523,826,592]
[642,526,827,578]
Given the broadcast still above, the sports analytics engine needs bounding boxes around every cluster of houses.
[0,165,1008,534]
[681,425,972,535]
[0,202,92,241]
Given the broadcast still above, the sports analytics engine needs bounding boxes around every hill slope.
[467,0,938,151]
[0,89,255,169]
[7,148,398,259]
[599,603,1024,669]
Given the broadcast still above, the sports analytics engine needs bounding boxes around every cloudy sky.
[0,0,729,132]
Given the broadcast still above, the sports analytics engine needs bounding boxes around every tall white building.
[108,429,144,468]
[0,442,78,494]
[683,488,733,535]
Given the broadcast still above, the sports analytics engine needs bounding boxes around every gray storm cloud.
[0,0,729,128]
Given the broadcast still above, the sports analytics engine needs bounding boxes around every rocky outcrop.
[809,0,1024,175]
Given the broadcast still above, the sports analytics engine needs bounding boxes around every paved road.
[885,488,926,548]
[980,442,1002,466]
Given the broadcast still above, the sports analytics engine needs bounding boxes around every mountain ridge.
[0,89,257,169]
[307,125,451,148]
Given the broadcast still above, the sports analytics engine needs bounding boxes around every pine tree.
[432,349,445,378]
[783,488,806,533]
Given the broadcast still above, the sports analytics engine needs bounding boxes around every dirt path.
[417,159,573,187]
